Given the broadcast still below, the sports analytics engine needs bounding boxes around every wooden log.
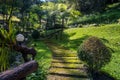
[0,60,38,80]
[13,45,37,62]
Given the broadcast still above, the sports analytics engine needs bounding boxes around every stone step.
[53,54,77,57]
[52,59,82,64]
[47,75,90,80]
[49,68,88,77]
[51,62,84,69]
[51,66,86,69]
[45,41,90,80]
[53,57,79,60]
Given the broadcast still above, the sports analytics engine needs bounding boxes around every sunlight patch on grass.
[53,24,120,79]
[27,40,52,80]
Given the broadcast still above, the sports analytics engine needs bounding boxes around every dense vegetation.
[26,41,52,80]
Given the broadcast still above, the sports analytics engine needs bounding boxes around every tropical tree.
[0,0,19,30]
[41,1,81,28]
[0,0,36,71]
[77,0,107,13]
[0,0,18,71]
[30,4,44,28]
[0,19,16,71]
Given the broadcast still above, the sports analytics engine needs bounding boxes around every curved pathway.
[45,41,91,80]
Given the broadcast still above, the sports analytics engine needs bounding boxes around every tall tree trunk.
[60,18,65,39]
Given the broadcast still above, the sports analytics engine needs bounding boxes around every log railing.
[0,60,38,80]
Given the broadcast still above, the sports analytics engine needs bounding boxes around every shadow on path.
[44,40,91,80]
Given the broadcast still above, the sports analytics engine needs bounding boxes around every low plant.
[26,65,47,80]
[77,36,112,72]
[0,20,16,71]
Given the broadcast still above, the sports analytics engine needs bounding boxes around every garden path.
[44,40,91,80]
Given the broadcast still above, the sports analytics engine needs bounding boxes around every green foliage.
[0,47,9,71]
[78,0,107,13]
[58,3,67,12]
[26,64,47,80]
[77,36,111,71]
[70,10,81,18]
[31,30,40,39]
[0,20,16,72]
[41,1,81,27]
[0,49,18,71]
[74,3,120,25]
[26,41,52,80]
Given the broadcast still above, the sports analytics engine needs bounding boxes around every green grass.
[53,24,120,79]
[27,40,52,80]
[34,41,52,69]
[26,3,120,79]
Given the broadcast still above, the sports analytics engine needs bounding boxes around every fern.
[0,19,16,72]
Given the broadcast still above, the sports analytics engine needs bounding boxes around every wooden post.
[0,60,38,80]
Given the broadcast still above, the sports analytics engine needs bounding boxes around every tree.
[106,0,119,4]
[30,3,44,27]
[41,1,81,28]
[0,0,20,71]
[0,0,37,71]
[0,0,19,31]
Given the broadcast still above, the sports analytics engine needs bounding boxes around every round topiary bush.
[77,36,111,72]
[32,30,40,39]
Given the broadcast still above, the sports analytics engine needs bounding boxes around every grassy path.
[44,40,91,80]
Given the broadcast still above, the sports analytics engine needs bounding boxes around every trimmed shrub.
[32,30,40,39]
[77,36,111,72]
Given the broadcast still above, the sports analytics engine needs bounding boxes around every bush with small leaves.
[32,30,40,39]
[77,36,111,72]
